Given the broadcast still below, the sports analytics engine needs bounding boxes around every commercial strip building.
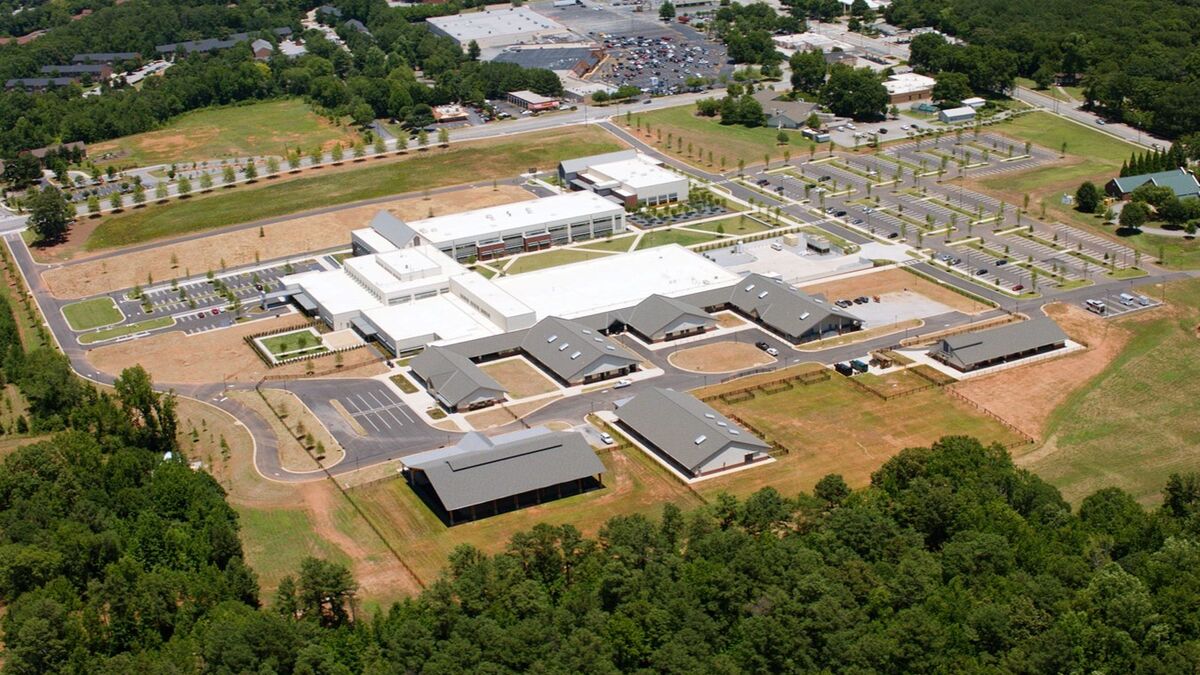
[1106,168,1200,201]
[883,72,936,104]
[505,90,560,112]
[426,6,571,51]
[401,427,605,524]
[930,317,1068,372]
[559,151,689,207]
[615,387,772,479]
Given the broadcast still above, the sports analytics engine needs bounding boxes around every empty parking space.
[336,384,415,434]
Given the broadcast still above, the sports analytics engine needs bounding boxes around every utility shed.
[402,428,605,524]
[409,345,506,411]
[930,316,1068,372]
[615,387,771,478]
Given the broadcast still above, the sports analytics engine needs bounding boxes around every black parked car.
[755,341,771,351]
[834,362,854,376]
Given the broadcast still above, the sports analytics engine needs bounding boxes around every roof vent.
[582,329,592,334]
[605,345,615,351]
[799,312,810,320]
[546,334,558,343]
[558,343,570,351]
[730,429,740,435]
[717,421,728,427]
[594,337,603,342]
[694,435,707,445]
[744,284,755,292]
[570,351,581,359]
[704,413,715,419]
[758,291,768,299]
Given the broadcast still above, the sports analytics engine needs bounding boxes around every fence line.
[944,386,1036,445]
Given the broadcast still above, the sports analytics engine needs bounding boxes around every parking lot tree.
[86,194,100,216]
[177,176,192,197]
[155,182,168,201]
[199,172,213,192]
[1075,181,1101,213]
[373,137,386,156]
[418,130,429,148]
[109,191,122,211]
[132,183,146,206]
[28,187,73,243]
[659,0,676,20]
[789,49,827,92]
[266,157,280,175]
[242,162,258,182]
[395,134,407,152]
[222,165,236,185]
[331,144,344,163]
[353,142,366,160]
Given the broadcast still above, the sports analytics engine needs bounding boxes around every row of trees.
[887,0,1200,138]
[1119,144,1190,177]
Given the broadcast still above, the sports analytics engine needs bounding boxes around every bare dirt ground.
[195,392,423,603]
[86,317,387,385]
[668,341,775,373]
[479,357,558,398]
[799,268,991,315]
[714,311,746,328]
[42,185,531,299]
[228,389,346,473]
[952,303,1130,440]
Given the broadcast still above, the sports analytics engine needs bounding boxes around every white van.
[1086,299,1107,314]
[1118,293,1136,307]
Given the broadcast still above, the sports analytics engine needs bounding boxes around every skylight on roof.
[758,291,768,299]
[546,334,558,343]
[694,435,707,445]
[605,346,615,351]
[558,343,570,351]
[730,429,740,435]
[799,312,810,320]
[744,284,755,292]
[704,413,715,419]
[570,351,581,360]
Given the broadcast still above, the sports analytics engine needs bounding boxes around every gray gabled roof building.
[684,273,860,343]
[156,28,291,55]
[409,345,507,411]
[520,316,640,384]
[615,294,714,342]
[931,316,1068,372]
[616,387,771,478]
[402,427,605,523]
[73,52,140,64]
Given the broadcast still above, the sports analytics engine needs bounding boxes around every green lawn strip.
[78,316,175,344]
[992,111,1137,164]
[634,228,721,250]
[623,106,817,168]
[87,129,625,250]
[577,235,638,253]
[259,329,323,356]
[62,297,124,331]
[688,214,774,235]
[1032,279,1200,505]
[504,248,615,274]
[91,99,358,169]
[235,506,353,598]
[473,266,498,279]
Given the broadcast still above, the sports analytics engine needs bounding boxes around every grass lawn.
[992,112,1135,165]
[1019,279,1200,505]
[693,365,1025,498]
[504,248,614,274]
[347,442,704,584]
[479,358,557,398]
[622,106,816,170]
[62,297,123,330]
[390,373,418,394]
[259,328,325,357]
[87,126,625,250]
[576,235,639,252]
[635,228,721,250]
[688,214,773,235]
[0,260,48,351]
[235,506,353,596]
[90,99,359,169]
[78,316,174,344]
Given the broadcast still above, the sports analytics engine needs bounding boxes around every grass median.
[86,126,626,251]
[62,297,123,331]
[79,316,174,344]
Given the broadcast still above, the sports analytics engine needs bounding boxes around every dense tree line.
[6,414,1200,672]
[0,0,560,158]
[906,32,1017,97]
[0,0,117,41]
[711,3,799,67]
[695,82,766,127]
[1120,145,1190,177]
[885,0,1200,138]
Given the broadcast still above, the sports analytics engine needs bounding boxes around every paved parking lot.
[335,383,416,434]
[1082,290,1162,318]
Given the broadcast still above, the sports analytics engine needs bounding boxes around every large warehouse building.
[350,192,627,262]
[559,151,689,207]
[426,6,572,51]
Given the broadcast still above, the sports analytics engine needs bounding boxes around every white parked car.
[599,432,614,445]
[613,378,633,388]
[765,347,779,356]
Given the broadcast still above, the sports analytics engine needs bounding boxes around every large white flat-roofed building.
[363,191,626,262]
[426,6,571,51]
[884,72,936,103]
[494,245,739,320]
[561,152,689,208]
